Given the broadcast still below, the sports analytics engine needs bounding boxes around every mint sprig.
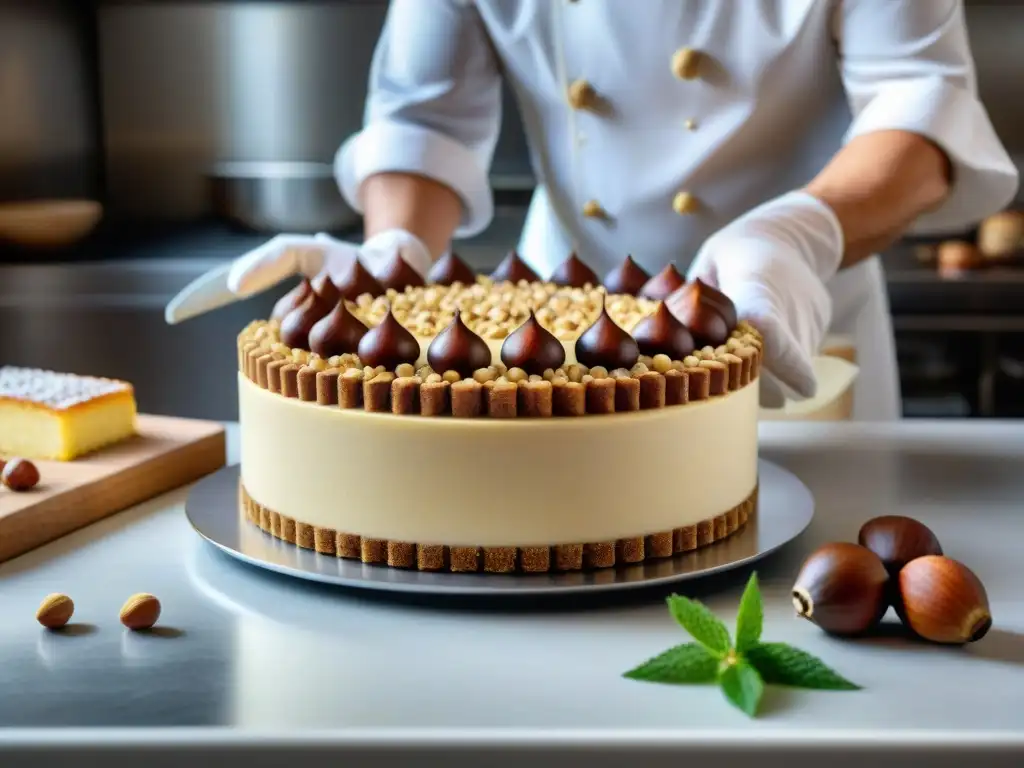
[623,571,861,717]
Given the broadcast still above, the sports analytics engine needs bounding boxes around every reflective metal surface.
[210,161,358,233]
[185,460,814,597]
[0,1,98,202]
[97,2,387,221]
[1,422,1023,767]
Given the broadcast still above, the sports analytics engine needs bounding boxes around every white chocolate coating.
[238,374,759,547]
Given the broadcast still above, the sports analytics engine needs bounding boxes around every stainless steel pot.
[98,1,387,224]
[209,161,358,234]
[0,1,99,202]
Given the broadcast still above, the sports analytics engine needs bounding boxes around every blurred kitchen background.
[1,0,1022,421]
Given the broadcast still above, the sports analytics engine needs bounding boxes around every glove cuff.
[360,229,433,280]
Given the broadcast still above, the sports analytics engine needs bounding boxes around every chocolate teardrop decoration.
[279,290,333,349]
[356,305,421,369]
[692,278,738,330]
[376,251,426,292]
[271,278,313,322]
[308,299,369,358]
[549,251,600,288]
[490,250,540,284]
[427,309,492,377]
[574,301,640,370]
[500,310,566,375]
[602,255,650,296]
[335,258,384,300]
[427,252,477,286]
[632,302,695,360]
[669,280,729,348]
[310,271,340,305]
[639,263,686,301]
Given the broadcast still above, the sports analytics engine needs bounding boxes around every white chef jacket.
[336,0,1019,421]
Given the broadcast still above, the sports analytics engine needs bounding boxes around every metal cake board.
[185,459,814,597]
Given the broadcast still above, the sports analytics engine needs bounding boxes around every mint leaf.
[734,572,763,653]
[667,595,731,657]
[745,642,861,691]
[718,658,764,717]
[622,643,719,685]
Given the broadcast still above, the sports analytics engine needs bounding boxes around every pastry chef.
[227,0,1018,420]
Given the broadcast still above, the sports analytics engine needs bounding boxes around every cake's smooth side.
[241,481,758,573]
[238,372,759,547]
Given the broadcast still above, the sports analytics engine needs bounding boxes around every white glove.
[226,228,433,298]
[685,191,844,408]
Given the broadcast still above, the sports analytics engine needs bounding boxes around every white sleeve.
[835,0,1019,234]
[334,0,503,238]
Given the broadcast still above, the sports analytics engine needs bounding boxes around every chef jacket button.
[684,118,698,131]
[583,199,606,219]
[568,79,599,111]
[672,192,699,215]
[671,48,701,80]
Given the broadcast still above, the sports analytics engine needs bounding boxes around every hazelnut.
[791,542,889,636]
[36,593,74,629]
[472,367,497,384]
[898,556,991,644]
[858,515,943,578]
[120,593,161,631]
[2,458,40,492]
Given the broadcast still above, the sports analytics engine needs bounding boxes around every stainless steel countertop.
[0,421,1022,767]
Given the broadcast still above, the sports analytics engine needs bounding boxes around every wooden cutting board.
[0,414,226,563]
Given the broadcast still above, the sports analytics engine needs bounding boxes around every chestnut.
[858,515,943,578]
[2,458,40,492]
[898,555,992,644]
[270,278,312,322]
[791,542,889,636]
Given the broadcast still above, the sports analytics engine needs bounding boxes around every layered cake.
[0,366,138,461]
[237,250,762,573]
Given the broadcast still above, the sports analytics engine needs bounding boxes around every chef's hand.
[225,228,433,298]
[684,191,844,408]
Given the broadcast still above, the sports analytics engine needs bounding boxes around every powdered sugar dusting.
[0,366,132,410]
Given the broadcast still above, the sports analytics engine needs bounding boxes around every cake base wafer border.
[239,482,758,574]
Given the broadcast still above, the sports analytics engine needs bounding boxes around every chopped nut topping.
[340,280,656,343]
